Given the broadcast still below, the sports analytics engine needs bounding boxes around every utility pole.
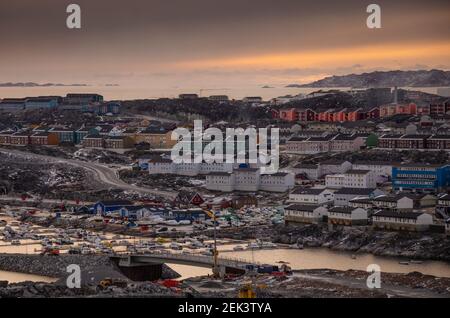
[213,210,218,276]
[204,209,219,277]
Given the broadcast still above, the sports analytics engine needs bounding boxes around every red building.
[430,103,449,116]
[364,107,380,119]
[347,108,363,121]
[0,131,14,145]
[298,108,318,122]
[10,131,31,146]
[271,109,280,119]
[279,108,299,122]
[333,109,348,122]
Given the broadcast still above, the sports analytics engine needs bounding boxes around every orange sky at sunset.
[0,0,448,97]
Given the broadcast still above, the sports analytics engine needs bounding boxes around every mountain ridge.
[289,69,450,88]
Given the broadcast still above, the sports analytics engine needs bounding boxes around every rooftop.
[291,187,327,195]
[374,210,426,220]
[334,188,376,195]
[346,169,371,175]
[285,204,321,212]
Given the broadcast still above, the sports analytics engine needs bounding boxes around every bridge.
[113,251,264,275]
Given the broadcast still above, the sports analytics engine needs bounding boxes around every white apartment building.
[319,160,352,177]
[372,211,433,231]
[328,207,368,226]
[148,158,233,176]
[286,134,364,155]
[292,163,321,180]
[334,188,383,206]
[284,204,328,224]
[288,187,334,205]
[233,168,260,192]
[325,174,345,188]
[205,172,235,192]
[285,136,332,154]
[372,194,414,211]
[344,170,376,188]
[325,170,376,189]
[205,168,295,193]
[352,161,394,177]
[148,158,177,174]
[329,135,366,152]
[260,172,295,192]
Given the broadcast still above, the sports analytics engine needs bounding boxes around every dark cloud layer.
[0,0,449,86]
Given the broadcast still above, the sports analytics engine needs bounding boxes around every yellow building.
[135,127,176,149]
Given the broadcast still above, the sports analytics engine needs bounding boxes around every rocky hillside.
[295,69,450,88]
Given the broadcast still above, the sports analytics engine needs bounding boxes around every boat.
[247,242,260,249]
[233,245,244,251]
[260,242,277,249]
[170,243,183,250]
[399,261,410,265]
[81,247,91,255]
[409,260,424,264]
[11,240,21,245]
[351,254,357,259]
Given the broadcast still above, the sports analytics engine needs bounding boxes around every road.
[0,149,177,199]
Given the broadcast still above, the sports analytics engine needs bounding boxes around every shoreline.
[0,254,449,298]
[12,212,450,263]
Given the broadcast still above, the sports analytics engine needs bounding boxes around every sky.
[0,0,449,97]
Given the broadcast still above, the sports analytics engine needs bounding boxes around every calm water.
[221,248,450,278]
[0,86,442,101]
[168,264,213,280]
[0,270,57,283]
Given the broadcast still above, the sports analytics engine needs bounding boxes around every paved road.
[0,149,177,199]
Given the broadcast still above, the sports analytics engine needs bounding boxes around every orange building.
[30,132,59,145]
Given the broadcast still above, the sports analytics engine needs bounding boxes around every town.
[0,85,449,298]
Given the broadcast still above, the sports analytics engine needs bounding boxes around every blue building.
[392,164,450,192]
[75,126,99,144]
[119,206,169,220]
[50,128,76,143]
[93,200,135,216]
[25,97,59,110]
[163,208,207,222]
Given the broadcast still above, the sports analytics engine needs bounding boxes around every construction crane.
[203,209,219,277]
